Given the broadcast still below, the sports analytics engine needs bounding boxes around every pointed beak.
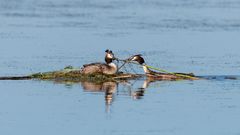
[112,56,118,61]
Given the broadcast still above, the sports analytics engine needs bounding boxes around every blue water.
[1,0,240,135]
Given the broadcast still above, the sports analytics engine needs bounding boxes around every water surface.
[0,0,240,135]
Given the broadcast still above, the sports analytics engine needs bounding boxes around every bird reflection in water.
[56,78,157,113]
[131,81,148,100]
[128,78,157,100]
[81,81,117,112]
[130,77,165,99]
[81,81,117,105]
[80,79,151,112]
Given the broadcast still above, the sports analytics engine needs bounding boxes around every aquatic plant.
[29,66,142,83]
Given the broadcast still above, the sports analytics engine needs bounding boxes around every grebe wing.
[83,62,105,67]
[81,63,107,74]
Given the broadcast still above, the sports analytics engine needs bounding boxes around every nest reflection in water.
[49,77,163,113]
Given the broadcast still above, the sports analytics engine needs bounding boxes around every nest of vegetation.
[30,66,143,83]
[0,66,198,82]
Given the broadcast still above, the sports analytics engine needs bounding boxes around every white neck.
[108,63,117,69]
[142,65,150,74]
[107,63,118,74]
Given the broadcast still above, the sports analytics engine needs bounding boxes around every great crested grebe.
[130,55,195,80]
[80,49,118,75]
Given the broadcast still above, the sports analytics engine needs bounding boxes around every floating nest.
[29,66,143,83]
[0,66,199,82]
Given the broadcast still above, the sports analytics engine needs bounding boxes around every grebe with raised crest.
[80,49,118,75]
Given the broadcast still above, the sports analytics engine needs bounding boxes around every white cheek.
[107,54,113,58]
[132,57,137,61]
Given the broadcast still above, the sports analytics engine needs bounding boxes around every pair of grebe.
[80,50,193,80]
[80,50,165,76]
[80,50,147,75]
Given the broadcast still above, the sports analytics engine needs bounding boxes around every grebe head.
[105,49,116,64]
[131,54,145,65]
[131,54,150,74]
